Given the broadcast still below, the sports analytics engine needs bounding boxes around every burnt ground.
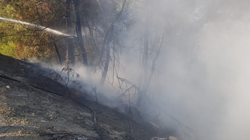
[0,54,175,140]
[0,55,158,140]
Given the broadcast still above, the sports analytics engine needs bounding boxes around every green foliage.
[0,0,66,61]
[0,42,16,57]
[0,0,132,66]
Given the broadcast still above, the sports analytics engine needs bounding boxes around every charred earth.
[0,54,176,140]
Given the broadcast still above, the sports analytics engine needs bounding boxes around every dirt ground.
[0,54,162,140]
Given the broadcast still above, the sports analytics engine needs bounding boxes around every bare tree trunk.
[100,42,111,84]
[100,26,113,84]
[137,0,150,107]
[66,0,75,65]
[53,42,62,65]
[74,0,88,66]
[142,17,149,87]
[100,0,127,85]
[144,23,165,92]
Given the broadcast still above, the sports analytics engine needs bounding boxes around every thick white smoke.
[31,0,250,139]
[108,1,250,140]
[139,1,250,140]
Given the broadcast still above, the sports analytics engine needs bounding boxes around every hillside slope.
[0,54,157,140]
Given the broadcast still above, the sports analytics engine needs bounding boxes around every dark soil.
[0,54,160,140]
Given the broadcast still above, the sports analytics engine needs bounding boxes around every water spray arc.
[0,17,75,38]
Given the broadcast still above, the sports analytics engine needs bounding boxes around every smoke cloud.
[130,0,250,140]
[39,0,250,139]
[107,1,250,139]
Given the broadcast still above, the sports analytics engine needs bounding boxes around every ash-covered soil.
[0,54,158,140]
[0,78,97,140]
